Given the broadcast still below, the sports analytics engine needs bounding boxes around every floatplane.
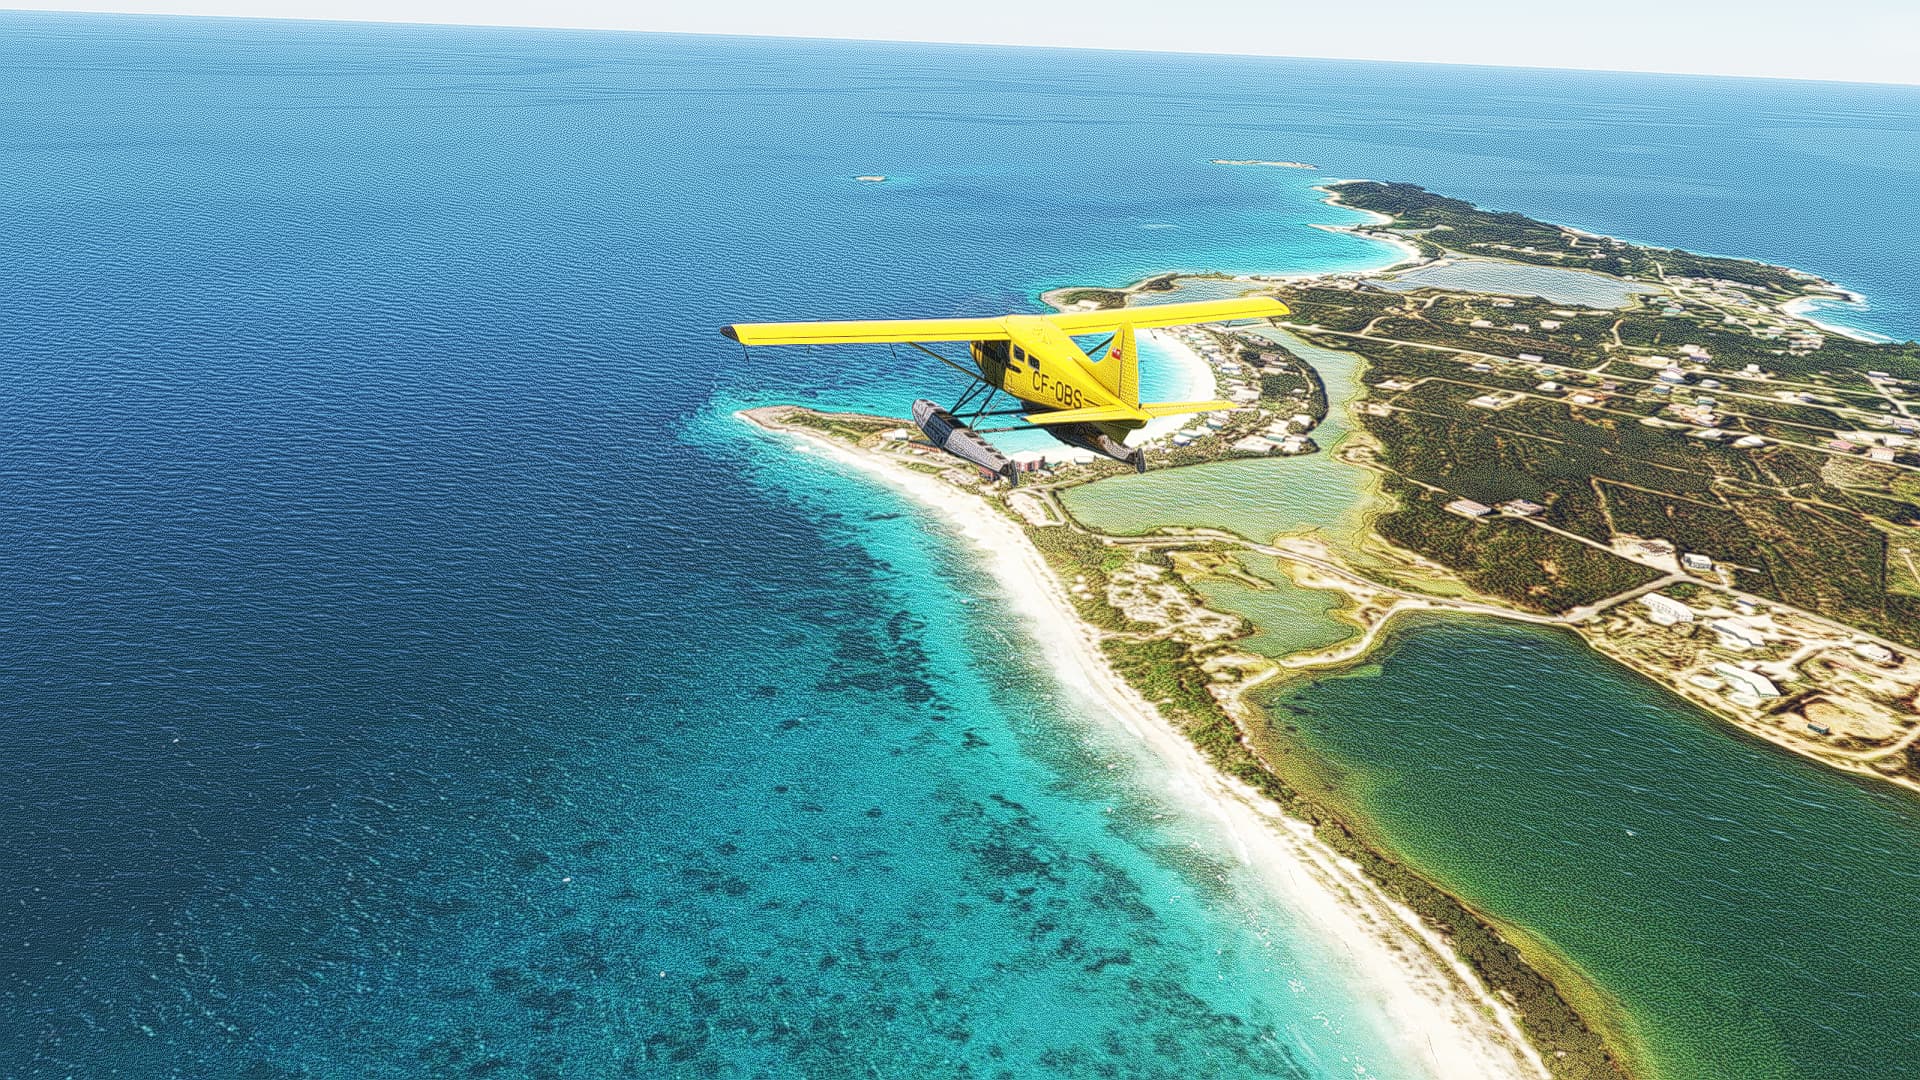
[723,296,1288,482]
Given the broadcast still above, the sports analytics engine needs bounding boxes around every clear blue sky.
[10,0,1919,86]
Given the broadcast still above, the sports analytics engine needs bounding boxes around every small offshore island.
[744,181,1920,1079]
[1213,158,1319,169]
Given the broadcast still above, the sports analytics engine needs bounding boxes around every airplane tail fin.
[1090,322,1140,407]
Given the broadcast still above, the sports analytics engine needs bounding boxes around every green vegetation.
[1050,287,1127,309]
[1330,181,1814,294]
[1243,338,1329,424]
[1256,208,1920,643]
[1376,482,1663,610]
[763,407,898,442]
[1343,345,1920,642]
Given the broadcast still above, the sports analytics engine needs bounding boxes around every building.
[1445,498,1494,519]
[1500,499,1545,517]
[1709,619,1766,651]
[1681,552,1714,573]
[1868,447,1897,463]
[1712,662,1780,699]
[1642,593,1694,626]
[1231,435,1276,455]
[1853,641,1895,664]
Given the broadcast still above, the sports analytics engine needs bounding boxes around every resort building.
[1711,662,1780,700]
[1642,593,1695,626]
[1853,641,1896,664]
[1444,498,1494,519]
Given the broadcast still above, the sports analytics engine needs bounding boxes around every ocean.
[2,13,1917,1078]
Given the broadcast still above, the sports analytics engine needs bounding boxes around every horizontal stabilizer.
[1139,399,1235,418]
[1022,405,1149,426]
[1048,296,1289,335]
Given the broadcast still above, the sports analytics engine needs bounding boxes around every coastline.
[1780,291,1896,344]
[733,177,1918,1078]
[1134,328,1215,441]
[1308,182,1428,267]
[745,408,1555,1080]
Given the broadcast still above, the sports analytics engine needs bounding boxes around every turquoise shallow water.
[2,12,1918,1079]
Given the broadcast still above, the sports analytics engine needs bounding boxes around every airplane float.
[722,296,1289,483]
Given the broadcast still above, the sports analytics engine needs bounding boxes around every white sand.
[755,413,1552,1080]
[1135,328,1217,443]
[1310,181,1429,272]
[1780,293,1892,344]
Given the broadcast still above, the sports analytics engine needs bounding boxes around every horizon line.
[7,7,1920,90]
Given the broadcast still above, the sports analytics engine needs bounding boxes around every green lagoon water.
[1190,553,1356,659]
[1064,331,1920,1078]
[1063,333,1380,555]
[1263,619,1920,1079]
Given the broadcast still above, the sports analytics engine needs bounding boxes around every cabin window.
[1009,345,1026,369]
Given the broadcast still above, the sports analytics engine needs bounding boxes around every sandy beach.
[748,411,1552,1080]
[1135,327,1216,442]
[1780,291,1893,344]
[1310,182,1429,268]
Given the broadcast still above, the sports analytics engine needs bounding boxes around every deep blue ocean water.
[2,13,1917,1078]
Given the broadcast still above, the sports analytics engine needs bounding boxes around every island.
[1212,158,1318,169]
[742,181,1920,1080]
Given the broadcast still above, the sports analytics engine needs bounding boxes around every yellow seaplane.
[722,295,1288,483]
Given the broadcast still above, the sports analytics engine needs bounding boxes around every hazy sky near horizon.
[10,1,1920,86]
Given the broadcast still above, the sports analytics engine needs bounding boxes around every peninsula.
[744,181,1920,1079]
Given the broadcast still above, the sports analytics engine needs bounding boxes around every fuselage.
[968,316,1129,421]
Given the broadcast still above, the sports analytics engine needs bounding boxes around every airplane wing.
[1139,399,1235,417]
[1046,296,1289,335]
[1021,405,1149,425]
[722,316,1010,346]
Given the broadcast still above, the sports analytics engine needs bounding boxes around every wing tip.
[720,325,742,342]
